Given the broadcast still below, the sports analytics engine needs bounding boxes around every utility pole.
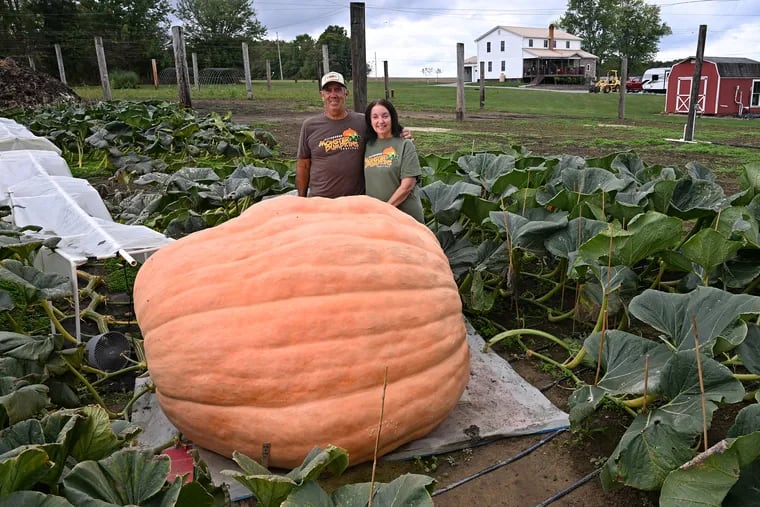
[684,25,707,141]
[276,32,284,80]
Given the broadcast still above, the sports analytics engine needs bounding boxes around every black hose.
[534,467,602,506]
[431,428,567,497]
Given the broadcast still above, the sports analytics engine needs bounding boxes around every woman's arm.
[387,177,417,207]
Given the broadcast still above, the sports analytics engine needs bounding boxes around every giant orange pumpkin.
[133,195,470,468]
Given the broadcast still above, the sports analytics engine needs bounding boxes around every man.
[296,71,411,198]
[296,71,366,198]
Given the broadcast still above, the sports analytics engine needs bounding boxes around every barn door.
[675,77,707,113]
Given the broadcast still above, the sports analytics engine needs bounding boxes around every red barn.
[665,56,760,116]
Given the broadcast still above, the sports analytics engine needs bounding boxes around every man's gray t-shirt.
[297,112,366,198]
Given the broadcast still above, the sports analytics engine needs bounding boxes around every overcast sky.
[251,0,760,77]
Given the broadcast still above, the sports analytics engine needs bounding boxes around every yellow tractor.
[590,70,621,93]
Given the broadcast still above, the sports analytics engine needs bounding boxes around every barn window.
[487,42,491,53]
[752,80,760,107]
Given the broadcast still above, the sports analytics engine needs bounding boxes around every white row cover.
[0,150,72,206]
[1,118,173,340]
[10,175,171,264]
[0,118,61,154]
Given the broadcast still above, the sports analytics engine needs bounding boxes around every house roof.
[476,25,582,42]
[464,56,478,65]
[523,48,597,60]
[677,56,760,78]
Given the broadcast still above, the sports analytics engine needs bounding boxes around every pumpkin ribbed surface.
[133,194,470,468]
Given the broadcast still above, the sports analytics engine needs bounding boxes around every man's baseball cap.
[321,71,346,89]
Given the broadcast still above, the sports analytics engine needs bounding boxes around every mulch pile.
[0,58,81,109]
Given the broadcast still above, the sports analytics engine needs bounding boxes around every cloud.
[253,0,760,77]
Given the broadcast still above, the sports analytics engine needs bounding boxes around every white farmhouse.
[466,24,597,84]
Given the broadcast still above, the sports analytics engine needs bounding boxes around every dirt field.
[188,99,704,506]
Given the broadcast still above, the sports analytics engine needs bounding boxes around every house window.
[486,42,491,53]
[528,39,533,47]
[543,40,548,48]
[500,41,505,52]
[501,61,505,71]
[566,41,570,48]
[553,40,557,48]
[488,61,492,72]
[752,80,760,107]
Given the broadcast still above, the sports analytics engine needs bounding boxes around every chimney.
[549,24,555,49]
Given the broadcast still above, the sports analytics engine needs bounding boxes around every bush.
[110,70,141,89]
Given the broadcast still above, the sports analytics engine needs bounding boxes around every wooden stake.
[692,315,709,452]
[642,354,650,413]
[368,367,388,507]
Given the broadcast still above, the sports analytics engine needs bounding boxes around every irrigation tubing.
[534,467,602,506]
[431,428,567,497]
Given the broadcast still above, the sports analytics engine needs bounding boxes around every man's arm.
[296,158,311,197]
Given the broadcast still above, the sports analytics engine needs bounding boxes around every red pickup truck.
[626,76,643,93]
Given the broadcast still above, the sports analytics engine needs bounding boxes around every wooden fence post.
[171,26,192,108]
[94,36,112,100]
[54,44,67,85]
[350,2,367,113]
[242,42,253,100]
[151,59,159,88]
[479,61,485,109]
[192,52,200,90]
[456,43,465,121]
[266,60,272,91]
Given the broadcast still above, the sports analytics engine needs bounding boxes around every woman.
[363,99,424,223]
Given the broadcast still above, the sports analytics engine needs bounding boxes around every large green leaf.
[0,332,56,362]
[0,491,74,507]
[488,207,568,251]
[601,411,696,491]
[420,181,481,226]
[0,446,53,496]
[656,351,745,433]
[63,449,181,507]
[560,166,633,195]
[544,217,608,260]
[669,177,730,219]
[601,350,744,490]
[0,378,49,428]
[629,287,760,352]
[366,473,435,506]
[457,152,518,195]
[67,405,135,462]
[435,229,477,279]
[659,432,760,507]
[737,324,760,375]
[583,331,672,395]
[0,260,71,303]
[577,211,682,267]
[680,228,744,283]
[728,404,760,438]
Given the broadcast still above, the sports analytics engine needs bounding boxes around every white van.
[641,67,671,93]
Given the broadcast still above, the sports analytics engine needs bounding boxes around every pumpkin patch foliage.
[2,102,760,505]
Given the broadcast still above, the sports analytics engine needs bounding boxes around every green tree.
[75,0,172,83]
[559,0,671,73]
[175,0,266,68]
[287,34,316,80]
[316,25,351,77]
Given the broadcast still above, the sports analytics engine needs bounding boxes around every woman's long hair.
[364,99,403,142]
